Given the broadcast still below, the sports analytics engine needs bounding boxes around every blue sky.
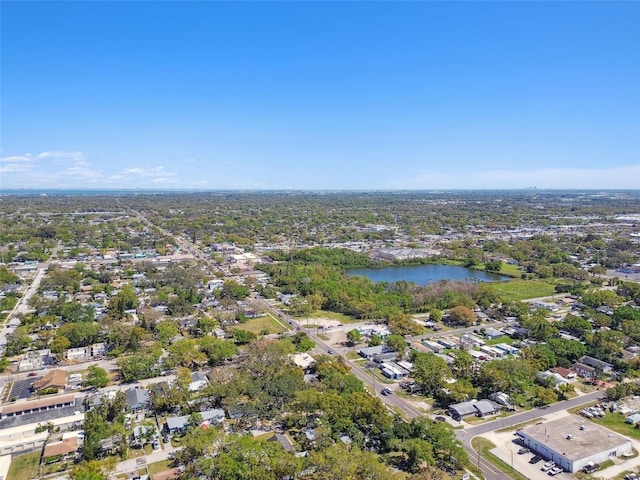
[1,1,639,190]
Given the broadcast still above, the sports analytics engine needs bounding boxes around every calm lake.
[347,264,509,285]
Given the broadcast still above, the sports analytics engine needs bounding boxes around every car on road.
[529,455,542,464]
[381,388,392,396]
[434,416,446,422]
[27,372,37,377]
[517,447,530,454]
[327,349,334,354]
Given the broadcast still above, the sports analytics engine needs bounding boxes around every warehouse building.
[517,415,633,473]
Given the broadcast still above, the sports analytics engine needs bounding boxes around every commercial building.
[517,415,633,473]
[0,394,77,419]
[448,400,498,421]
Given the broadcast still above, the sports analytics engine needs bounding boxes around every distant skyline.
[1,1,639,190]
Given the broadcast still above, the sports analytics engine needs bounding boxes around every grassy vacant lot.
[472,437,529,480]
[308,310,358,323]
[499,263,522,277]
[589,412,640,441]
[148,460,172,478]
[237,313,289,335]
[486,336,516,346]
[491,279,556,302]
[7,451,40,480]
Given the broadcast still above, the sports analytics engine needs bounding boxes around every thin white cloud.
[36,151,87,163]
[0,154,33,164]
[396,164,640,190]
[0,151,187,189]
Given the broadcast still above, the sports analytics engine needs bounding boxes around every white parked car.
[548,466,563,476]
[541,461,556,472]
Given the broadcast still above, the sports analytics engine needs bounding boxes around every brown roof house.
[43,437,79,462]
[33,370,67,394]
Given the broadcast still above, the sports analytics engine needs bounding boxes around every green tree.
[485,260,502,273]
[108,284,138,318]
[198,336,238,366]
[84,366,109,388]
[411,352,450,397]
[305,443,392,480]
[385,334,408,355]
[561,314,592,338]
[346,329,362,346]
[452,350,474,380]
[60,301,94,323]
[155,320,179,345]
[534,386,558,406]
[448,306,476,326]
[221,280,250,301]
[233,329,256,345]
[50,335,71,354]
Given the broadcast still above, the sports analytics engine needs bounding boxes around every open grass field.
[236,313,289,335]
[7,451,40,480]
[491,279,556,302]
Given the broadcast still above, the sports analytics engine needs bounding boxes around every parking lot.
[7,377,38,400]
[485,427,573,480]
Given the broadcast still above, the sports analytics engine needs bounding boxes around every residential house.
[483,328,504,340]
[90,343,107,358]
[551,367,577,380]
[18,349,52,371]
[358,345,387,359]
[66,347,88,361]
[164,409,225,434]
[422,340,445,353]
[188,372,209,393]
[290,353,316,372]
[380,362,410,380]
[131,425,157,448]
[577,356,613,373]
[125,388,150,412]
[572,362,596,379]
[42,438,78,462]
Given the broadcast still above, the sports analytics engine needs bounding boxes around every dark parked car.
[529,455,542,464]
[435,416,446,422]
[583,462,600,474]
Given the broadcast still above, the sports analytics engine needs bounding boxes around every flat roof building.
[517,415,633,473]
